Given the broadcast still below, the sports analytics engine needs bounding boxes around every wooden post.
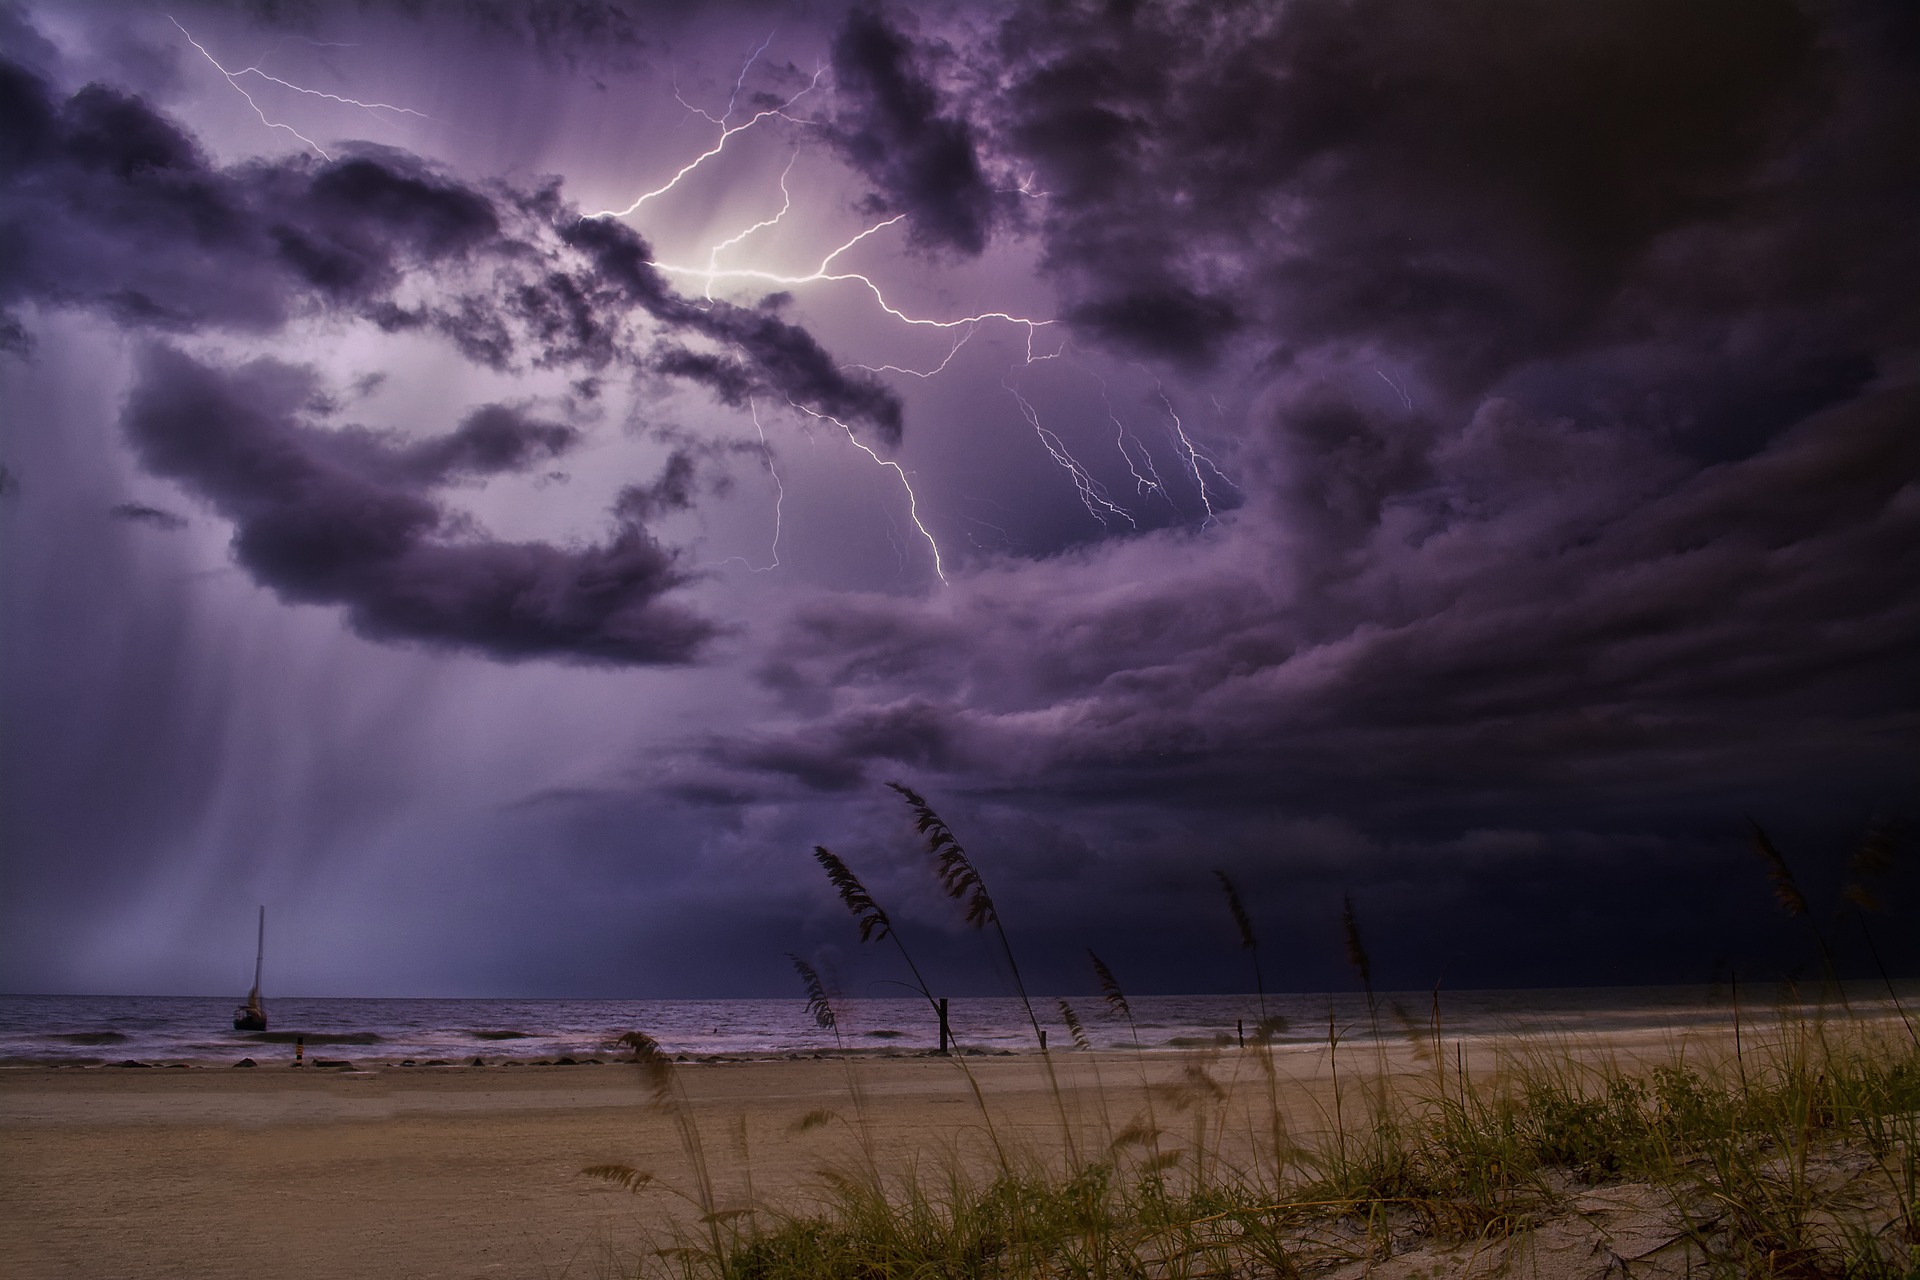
[1238,1018,1245,1048]
[938,998,950,1055]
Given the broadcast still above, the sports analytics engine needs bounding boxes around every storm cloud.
[0,57,903,431]
[121,345,713,664]
[828,8,999,257]
[0,49,909,662]
[1,1,1915,997]
[653,0,1919,981]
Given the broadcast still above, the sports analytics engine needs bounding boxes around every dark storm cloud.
[6,0,1918,999]
[697,696,967,794]
[0,46,913,668]
[728,384,1918,819]
[726,0,1914,824]
[0,54,904,440]
[121,345,715,664]
[0,64,502,334]
[560,217,905,443]
[681,7,1920,979]
[828,8,998,257]
[987,0,1917,388]
[397,404,580,483]
[268,152,500,296]
[108,501,188,530]
[613,448,698,523]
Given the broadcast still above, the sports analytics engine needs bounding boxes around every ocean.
[2,983,1912,1067]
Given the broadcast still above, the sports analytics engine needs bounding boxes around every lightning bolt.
[1375,368,1414,412]
[701,154,799,299]
[848,324,978,379]
[653,216,1057,351]
[785,401,946,584]
[996,172,1052,200]
[170,17,425,161]
[1152,383,1237,523]
[581,43,1264,578]
[964,515,1015,550]
[717,398,784,573]
[1007,377,1135,530]
[583,42,824,220]
[697,31,777,126]
[1109,403,1170,503]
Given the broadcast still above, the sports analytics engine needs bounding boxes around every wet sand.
[0,1026,1777,1279]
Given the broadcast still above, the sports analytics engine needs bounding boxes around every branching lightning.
[169,15,1244,589]
[700,154,799,299]
[1099,379,1170,502]
[785,402,946,584]
[582,41,824,220]
[718,398,784,573]
[1375,367,1414,413]
[1006,378,1135,529]
[1152,382,1237,523]
[170,17,425,161]
[849,324,978,379]
[653,216,1057,356]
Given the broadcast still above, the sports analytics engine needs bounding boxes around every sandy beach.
[0,1026,1769,1280]
[0,1051,1167,1280]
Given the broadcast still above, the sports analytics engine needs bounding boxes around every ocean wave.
[243,1031,383,1045]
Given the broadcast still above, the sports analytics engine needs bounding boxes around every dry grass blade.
[1058,999,1091,1051]
[813,845,892,943]
[1843,823,1896,913]
[1342,893,1372,993]
[1749,820,1812,917]
[1215,869,1258,951]
[1143,1150,1183,1175]
[787,953,836,1032]
[610,1029,675,1100]
[1090,949,1133,1022]
[789,1108,836,1132]
[1389,1000,1433,1064]
[887,781,997,928]
[580,1164,654,1193]
[1182,1057,1227,1103]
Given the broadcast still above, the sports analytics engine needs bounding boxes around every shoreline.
[5,1020,1910,1279]
[3,1001,1869,1071]
[12,984,1911,1073]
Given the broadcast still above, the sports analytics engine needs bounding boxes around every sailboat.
[232,906,267,1032]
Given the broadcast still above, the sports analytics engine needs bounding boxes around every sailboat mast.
[252,905,264,995]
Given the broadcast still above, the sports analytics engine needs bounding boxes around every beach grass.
[592,1004,1917,1278]
[590,803,1917,1276]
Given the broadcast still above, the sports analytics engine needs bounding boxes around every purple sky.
[1,0,1915,1000]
